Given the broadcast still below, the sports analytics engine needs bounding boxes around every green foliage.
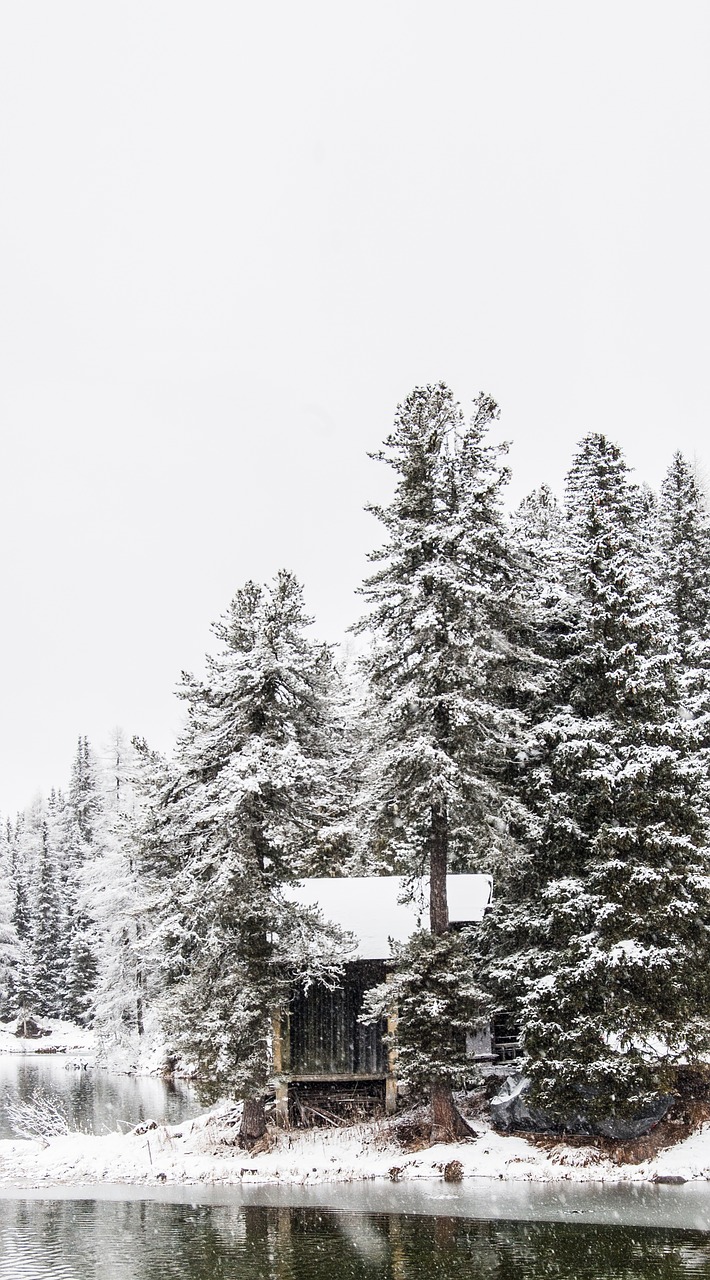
[356,383,526,877]
[32,822,64,1018]
[356,384,531,1116]
[144,571,353,1100]
[658,452,710,735]
[4,417,710,1127]
[483,433,710,1118]
[362,929,488,1089]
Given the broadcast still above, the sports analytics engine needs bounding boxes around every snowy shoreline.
[0,1020,182,1079]
[3,1022,710,1194]
[0,1020,96,1058]
[2,1102,710,1193]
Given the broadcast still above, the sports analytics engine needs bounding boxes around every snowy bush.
[5,1089,71,1142]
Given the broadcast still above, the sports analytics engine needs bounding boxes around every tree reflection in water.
[1,1201,710,1279]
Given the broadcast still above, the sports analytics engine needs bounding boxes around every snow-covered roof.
[288,874,493,960]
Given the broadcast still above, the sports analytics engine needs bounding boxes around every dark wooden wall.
[289,961,387,1075]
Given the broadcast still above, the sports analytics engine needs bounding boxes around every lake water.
[2,1057,710,1278]
[0,1055,201,1137]
[3,1195,710,1279]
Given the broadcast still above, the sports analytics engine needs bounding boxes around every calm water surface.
[1,1200,710,1280]
[0,1054,201,1136]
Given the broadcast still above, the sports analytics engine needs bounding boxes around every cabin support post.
[271,1007,291,1127]
[275,1082,289,1127]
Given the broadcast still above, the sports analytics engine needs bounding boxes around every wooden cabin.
[273,874,493,1125]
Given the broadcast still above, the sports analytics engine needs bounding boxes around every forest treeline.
[2,384,710,1138]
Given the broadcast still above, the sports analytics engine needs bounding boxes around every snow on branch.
[5,1089,72,1145]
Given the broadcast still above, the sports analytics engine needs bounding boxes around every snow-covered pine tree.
[357,384,526,1140]
[44,788,73,1014]
[102,727,135,815]
[32,819,64,1018]
[0,821,20,1017]
[87,732,161,1053]
[470,483,576,1009]
[146,572,351,1144]
[61,738,101,1024]
[8,814,36,1017]
[509,485,572,673]
[658,452,710,732]
[493,434,710,1121]
[472,481,579,963]
[68,736,101,842]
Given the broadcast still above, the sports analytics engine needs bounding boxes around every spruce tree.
[89,732,161,1051]
[357,383,526,1140]
[61,738,101,1024]
[68,736,101,842]
[8,815,36,1016]
[0,821,20,1018]
[32,820,64,1018]
[147,572,351,1144]
[658,452,710,730]
[509,485,571,674]
[490,434,710,1120]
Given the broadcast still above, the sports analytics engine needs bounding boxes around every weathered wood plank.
[289,961,387,1076]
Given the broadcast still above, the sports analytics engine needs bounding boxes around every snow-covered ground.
[0,1019,177,1077]
[1,1102,710,1191]
[0,1018,95,1056]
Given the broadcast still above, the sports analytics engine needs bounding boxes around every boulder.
[490,1074,549,1133]
[490,1073,672,1140]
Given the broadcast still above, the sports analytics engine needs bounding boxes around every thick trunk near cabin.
[239,1097,267,1148]
[428,798,474,1144]
[238,827,271,1152]
[430,1080,477,1143]
[429,799,449,936]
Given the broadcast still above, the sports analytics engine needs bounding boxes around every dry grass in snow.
[2,1102,710,1191]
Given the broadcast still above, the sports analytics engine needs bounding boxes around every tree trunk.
[428,797,474,1144]
[239,1096,267,1148]
[429,799,449,936]
[430,1080,477,1144]
[134,916,145,1037]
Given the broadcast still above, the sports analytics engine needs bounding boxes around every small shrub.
[6,1090,71,1143]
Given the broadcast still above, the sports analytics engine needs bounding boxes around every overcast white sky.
[1,1,709,814]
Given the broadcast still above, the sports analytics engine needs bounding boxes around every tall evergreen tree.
[488,434,710,1120]
[658,452,710,731]
[357,383,526,1140]
[0,821,20,1018]
[509,485,571,675]
[89,732,160,1052]
[147,572,351,1144]
[8,814,36,1015]
[68,736,101,842]
[32,820,64,1018]
[61,738,101,1024]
